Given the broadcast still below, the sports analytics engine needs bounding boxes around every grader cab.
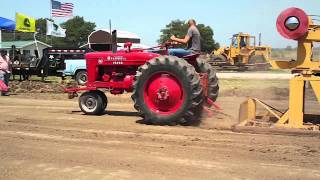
[237,7,320,132]
[211,33,271,71]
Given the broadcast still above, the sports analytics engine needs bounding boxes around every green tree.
[34,17,96,48]
[36,18,48,35]
[158,20,219,53]
[61,16,96,47]
[35,18,52,44]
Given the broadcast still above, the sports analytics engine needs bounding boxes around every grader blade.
[238,98,283,127]
[234,98,320,136]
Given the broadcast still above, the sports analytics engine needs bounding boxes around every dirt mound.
[8,81,77,94]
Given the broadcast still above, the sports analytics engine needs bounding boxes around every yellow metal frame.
[268,22,320,73]
[239,75,320,129]
[238,16,320,130]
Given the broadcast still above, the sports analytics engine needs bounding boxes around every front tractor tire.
[132,56,204,125]
[79,90,107,115]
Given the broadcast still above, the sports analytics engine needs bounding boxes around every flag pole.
[109,19,112,35]
[50,0,52,20]
[50,0,53,46]
[34,31,40,59]
[13,12,16,41]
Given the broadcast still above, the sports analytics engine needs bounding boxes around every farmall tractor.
[66,31,219,125]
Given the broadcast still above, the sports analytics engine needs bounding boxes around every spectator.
[0,49,10,96]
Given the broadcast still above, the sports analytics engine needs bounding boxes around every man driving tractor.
[169,19,201,57]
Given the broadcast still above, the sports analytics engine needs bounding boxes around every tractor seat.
[182,53,200,59]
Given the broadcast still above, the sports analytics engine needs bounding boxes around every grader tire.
[248,55,270,71]
[212,55,227,62]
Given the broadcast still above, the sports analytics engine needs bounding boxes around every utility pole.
[34,32,40,58]
[259,33,262,46]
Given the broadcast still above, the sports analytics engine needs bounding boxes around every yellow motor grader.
[236,7,320,133]
[211,33,272,71]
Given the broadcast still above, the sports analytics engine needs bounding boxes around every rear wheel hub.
[157,86,169,100]
[144,73,184,115]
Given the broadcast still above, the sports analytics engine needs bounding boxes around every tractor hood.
[85,50,160,62]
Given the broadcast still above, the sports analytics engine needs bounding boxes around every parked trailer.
[11,48,88,82]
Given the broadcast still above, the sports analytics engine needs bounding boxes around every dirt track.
[0,94,320,180]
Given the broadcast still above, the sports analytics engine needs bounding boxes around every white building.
[0,40,52,58]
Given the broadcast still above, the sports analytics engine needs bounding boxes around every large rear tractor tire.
[79,91,106,115]
[131,56,204,125]
[196,58,219,102]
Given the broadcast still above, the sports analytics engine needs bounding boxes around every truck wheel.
[248,55,270,71]
[79,91,104,115]
[196,58,219,102]
[211,55,227,62]
[131,56,204,125]
[75,70,87,85]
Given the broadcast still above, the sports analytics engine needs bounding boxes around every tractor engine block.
[95,65,137,94]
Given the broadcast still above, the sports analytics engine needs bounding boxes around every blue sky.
[1,0,319,48]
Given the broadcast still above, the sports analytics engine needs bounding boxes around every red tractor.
[66,31,219,125]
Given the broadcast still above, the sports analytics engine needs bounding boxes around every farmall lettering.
[107,56,126,64]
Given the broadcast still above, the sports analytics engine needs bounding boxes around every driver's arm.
[170,35,190,44]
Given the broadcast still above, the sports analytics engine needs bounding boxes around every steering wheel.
[163,40,180,49]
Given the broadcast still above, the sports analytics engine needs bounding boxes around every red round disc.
[143,72,184,115]
[276,7,309,40]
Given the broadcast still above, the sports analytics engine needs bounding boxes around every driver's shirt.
[187,26,201,52]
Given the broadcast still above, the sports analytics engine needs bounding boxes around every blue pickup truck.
[63,58,87,85]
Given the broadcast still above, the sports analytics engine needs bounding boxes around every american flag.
[51,0,74,17]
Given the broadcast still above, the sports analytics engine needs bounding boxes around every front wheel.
[79,91,105,115]
[131,56,204,125]
[96,90,108,110]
